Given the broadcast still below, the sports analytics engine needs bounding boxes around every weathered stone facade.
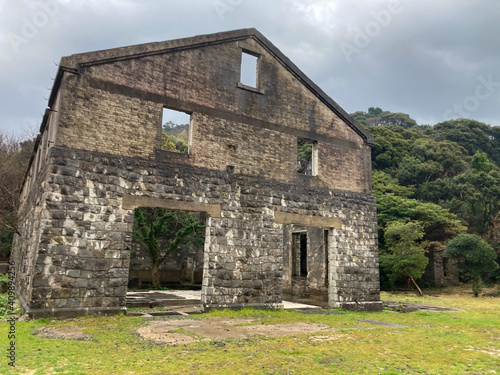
[12,29,382,317]
[422,248,459,287]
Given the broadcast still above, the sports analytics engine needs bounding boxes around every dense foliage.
[0,133,34,258]
[379,221,428,295]
[162,121,189,153]
[444,234,498,295]
[354,108,500,288]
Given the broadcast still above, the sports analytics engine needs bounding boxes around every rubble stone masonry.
[12,29,382,317]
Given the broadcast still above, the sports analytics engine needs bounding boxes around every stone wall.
[423,248,459,287]
[283,225,328,300]
[12,147,380,316]
[54,34,372,194]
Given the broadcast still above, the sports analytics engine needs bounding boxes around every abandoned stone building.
[422,248,459,287]
[12,28,382,317]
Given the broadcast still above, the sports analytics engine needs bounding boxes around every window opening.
[240,51,258,88]
[324,229,329,287]
[297,138,318,175]
[161,108,191,153]
[299,233,308,277]
[443,257,449,277]
[292,232,308,278]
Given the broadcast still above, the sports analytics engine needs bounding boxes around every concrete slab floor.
[126,289,322,313]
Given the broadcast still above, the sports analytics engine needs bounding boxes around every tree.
[132,207,205,288]
[447,153,500,234]
[444,234,499,296]
[0,132,34,258]
[430,119,499,167]
[161,131,188,153]
[351,107,418,128]
[162,121,189,153]
[372,170,415,198]
[375,193,465,242]
[369,125,425,172]
[379,221,428,296]
[368,107,383,117]
[367,112,418,128]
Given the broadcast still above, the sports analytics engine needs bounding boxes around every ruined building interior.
[12,28,382,317]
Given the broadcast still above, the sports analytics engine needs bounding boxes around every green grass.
[0,286,498,374]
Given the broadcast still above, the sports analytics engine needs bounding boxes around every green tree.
[375,193,465,242]
[351,107,417,128]
[132,207,205,288]
[379,221,428,296]
[368,107,383,117]
[0,133,34,258]
[161,131,188,153]
[372,170,414,198]
[162,121,189,153]
[471,151,494,173]
[297,139,312,162]
[369,125,424,172]
[297,139,313,174]
[367,112,418,128]
[444,234,499,296]
[447,153,500,234]
[430,119,499,167]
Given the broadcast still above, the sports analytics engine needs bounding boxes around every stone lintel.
[274,211,341,229]
[122,195,221,217]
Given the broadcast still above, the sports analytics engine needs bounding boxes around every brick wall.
[55,36,370,193]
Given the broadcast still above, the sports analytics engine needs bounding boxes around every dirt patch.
[383,301,464,313]
[35,326,93,341]
[292,309,344,315]
[308,333,352,342]
[464,346,500,358]
[137,317,331,344]
[357,319,409,328]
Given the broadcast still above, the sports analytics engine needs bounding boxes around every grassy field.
[1,286,499,374]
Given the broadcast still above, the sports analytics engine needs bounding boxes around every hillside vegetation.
[351,108,500,287]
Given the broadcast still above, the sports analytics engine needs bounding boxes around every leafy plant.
[132,207,205,288]
[444,234,499,296]
[379,221,428,296]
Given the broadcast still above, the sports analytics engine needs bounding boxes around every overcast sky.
[1,0,499,136]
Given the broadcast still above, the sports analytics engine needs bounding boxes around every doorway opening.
[128,207,206,291]
[283,225,330,304]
